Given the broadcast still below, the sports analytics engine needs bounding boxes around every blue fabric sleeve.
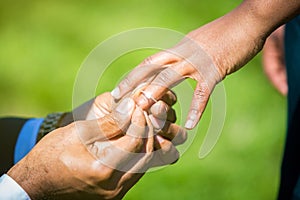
[14,118,44,164]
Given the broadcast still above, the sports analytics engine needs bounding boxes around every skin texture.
[6,0,299,198]
[262,25,287,95]
[7,92,186,200]
[112,0,300,129]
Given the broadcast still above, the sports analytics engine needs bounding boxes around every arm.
[185,0,299,75]
[112,0,300,129]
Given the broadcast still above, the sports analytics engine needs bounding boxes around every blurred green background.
[0,0,286,199]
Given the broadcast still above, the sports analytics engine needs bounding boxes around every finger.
[166,108,176,123]
[115,173,145,200]
[117,112,156,174]
[126,107,147,139]
[135,66,186,110]
[159,90,177,106]
[84,92,115,120]
[98,108,147,171]
[110,97,136,132]
[158,121,187,145]
[132,88,177,107]
[149,114,166,131]
[111,64,162,99]
[98,134,144,172]
[265,63,288,95]
[151,135,180,167]
[271,71,288,95]
[144,112,155,154]
[79,97,135,144]
[93,92,115,115]
[111,51,176,100]
[262,25,287,95]
[150,100,169,120]
[150,101,176,124]
[140,50,178,66]
[185,82,211,130]
[151,106,177,122]
[150,108,176,123]
[77,97,135,145]
[263,51,287,95]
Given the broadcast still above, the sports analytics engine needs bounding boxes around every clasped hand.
[8,91,186,199]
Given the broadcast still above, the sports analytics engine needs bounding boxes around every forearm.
[244,0,300,33]
[187,0,300,77]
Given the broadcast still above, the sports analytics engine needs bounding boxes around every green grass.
[0,0,286,199]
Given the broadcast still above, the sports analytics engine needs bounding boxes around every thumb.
[76,97,135,145]
[93,97,135,141]
[185,82,210,129]
[111,97,136,133]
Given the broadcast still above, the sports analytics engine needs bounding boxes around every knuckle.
[132,110,146,125]
[142,56,154,65]
[161,142,173,154]
[153,69,175,87]
[119,76,132,89]
[199,82,210,93]
[161,146,179,165]
[193,88,204,98]
[170,151,180,164]
[161,90,177,105]
[168,90,177,102]
[157,101,168,111]
[181,130,188,143]
[97,188,120,199]
[151,101,168,116]
[93,164,115,182]
[128,137,144,152]
[173,129,187,145]
[161,121,171,133]
[194,87,209,101]
[174,61,195,76]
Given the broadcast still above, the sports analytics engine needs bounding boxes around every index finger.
[111,51,177,100]
[135,65,186,110]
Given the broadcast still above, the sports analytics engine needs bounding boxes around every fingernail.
[185,110,198,129]
[116,98,135,115]
[149,115,165,129]
[156,135,165,143]
[136,95,149,109]
[189,110,198,120]
[150,102,168,119]
[111,87,120,99]
[185,119,194,129]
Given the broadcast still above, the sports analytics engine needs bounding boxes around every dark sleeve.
[0,118,28,174]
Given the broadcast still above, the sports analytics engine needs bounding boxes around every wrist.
[7,159,46,199]
[188,5,267,77]
[37,112,73,142]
